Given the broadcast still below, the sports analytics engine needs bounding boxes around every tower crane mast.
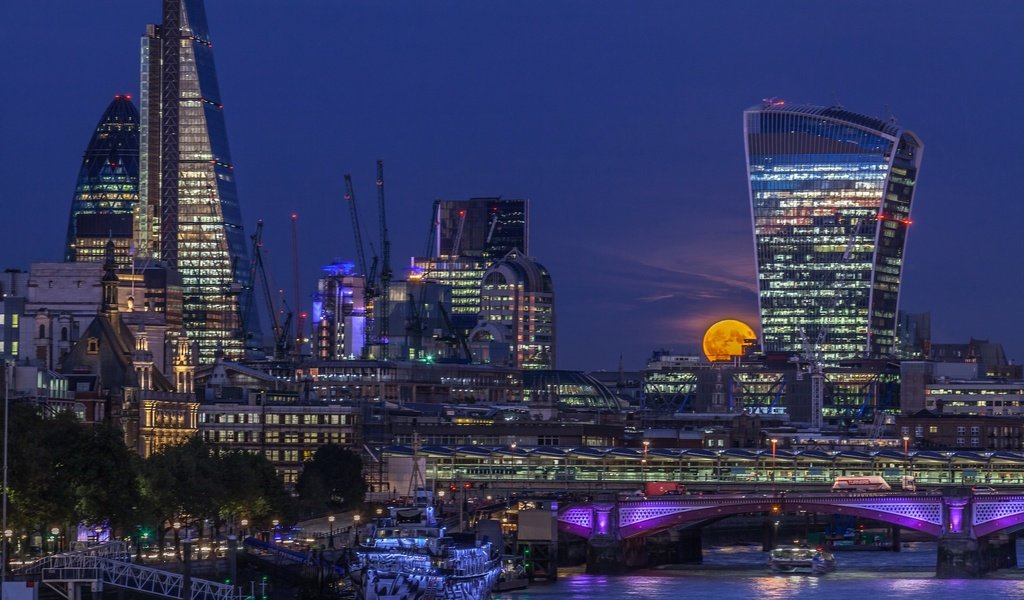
[344,175,369,282]
[290,214,305,359]
[376,160,392,360]
[344,174,377,358]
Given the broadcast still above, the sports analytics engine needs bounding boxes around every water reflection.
[495,541,1024,600]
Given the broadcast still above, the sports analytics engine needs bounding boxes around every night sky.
[2,1,1021,370]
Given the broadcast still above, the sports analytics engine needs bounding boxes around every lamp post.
[271,519,279,543]
[353,514,361,546]
[642,440,650,486]
[240,519,249,540]
[328,515,335,548]
[2,360,10,590]
[50,528,60,555]
[173,521,181,560]
[903,435,911,491]
[770,438,779,493]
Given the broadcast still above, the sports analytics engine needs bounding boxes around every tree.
[295,445,367,514]
[210,450,294,532]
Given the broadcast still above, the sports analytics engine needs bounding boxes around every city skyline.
[2,2,1022,369]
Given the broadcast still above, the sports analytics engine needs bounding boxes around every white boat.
[352,506,501,600]
[768,546,837,575]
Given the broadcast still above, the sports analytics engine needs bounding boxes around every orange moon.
[702,319,756,362]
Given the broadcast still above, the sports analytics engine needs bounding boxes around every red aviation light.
[877,213,887,220]
[901,219,913,225]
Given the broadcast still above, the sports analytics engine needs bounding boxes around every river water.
[494,542,1024,599]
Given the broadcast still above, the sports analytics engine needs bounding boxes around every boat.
[351,505,501,600]
[494,555,528,592]
[767,545,837,575]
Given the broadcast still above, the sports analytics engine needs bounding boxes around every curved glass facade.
[65,96,139,268]
[744,103,923,363]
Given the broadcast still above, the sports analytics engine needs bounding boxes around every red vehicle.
[645,482,686,497]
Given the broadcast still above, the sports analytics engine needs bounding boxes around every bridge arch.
[559,494,945,540]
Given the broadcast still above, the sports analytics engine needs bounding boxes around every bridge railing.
[26,553,241,600]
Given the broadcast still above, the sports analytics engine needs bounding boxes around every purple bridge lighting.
[558,493,1024,540]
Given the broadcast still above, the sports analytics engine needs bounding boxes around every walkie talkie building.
[744,102,923,363]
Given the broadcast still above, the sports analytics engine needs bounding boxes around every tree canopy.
[294,444,367,514]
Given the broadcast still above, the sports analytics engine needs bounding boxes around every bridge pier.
[933,491,1021,577]
[761,518,777,552]
[585,535,626,574]
[675,529,703,564]
[891,526,901,551]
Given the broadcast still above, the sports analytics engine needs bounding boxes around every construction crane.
[344,173,378,359]
[437,301,471,363]
[290,213,305,359]
[405,212,440,360]
[486,206,500,244]
[245,220,291,359]
[451,209,467,256]
[344,175,370,284]
[376,160,393,360]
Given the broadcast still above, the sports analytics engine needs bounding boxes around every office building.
[469,250,556,369]
[138,0,259,362]
[413,198,529,330]
[744,102,923,363]
[0,270,28,360]
[64,95,140,268]
[312,261,367,361]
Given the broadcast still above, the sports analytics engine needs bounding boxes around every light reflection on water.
[495,542,1024,600]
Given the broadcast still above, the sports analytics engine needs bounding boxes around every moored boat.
[767,545,837,575]
[351,505,501,600]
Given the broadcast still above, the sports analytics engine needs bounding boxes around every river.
[494,542,1024,599]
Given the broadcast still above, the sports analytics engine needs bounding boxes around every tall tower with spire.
[137,0,260,362]
[65,96,139,268]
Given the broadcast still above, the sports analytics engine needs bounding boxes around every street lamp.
[770,438,779,493]
[240,519,249,539]
[50,528,60,554]
[353,514,361,546]
[642,440,650,485]
[173,521,182,559]
[327,515,335,548]
[271,519,279,543]
[903,435,911,491]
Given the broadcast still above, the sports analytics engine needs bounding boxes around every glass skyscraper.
[413,197,529,321]
[138,0,258,362]
[744,102,923,363]
[65,95,139,269]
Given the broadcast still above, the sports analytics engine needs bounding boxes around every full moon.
[702,319,756,362]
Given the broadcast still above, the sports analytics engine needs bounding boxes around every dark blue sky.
[2,1,1021,370]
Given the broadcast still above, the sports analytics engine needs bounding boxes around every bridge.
[14,541,242,600]
[557,490,1024,577]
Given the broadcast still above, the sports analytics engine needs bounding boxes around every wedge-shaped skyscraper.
[744,102,922,363]
[138,0,258,362]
